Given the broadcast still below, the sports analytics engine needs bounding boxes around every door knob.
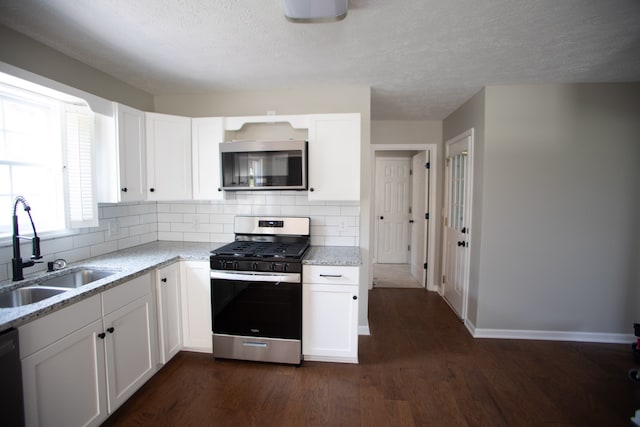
[121,187,128,192]
[457,241,466,247]
[149,188,155,192]
[409,220,414,224]
[107,327,115,334]
[161,277,167,283]
[380,216,384,220]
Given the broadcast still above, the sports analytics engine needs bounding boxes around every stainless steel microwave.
[220,140,308,191]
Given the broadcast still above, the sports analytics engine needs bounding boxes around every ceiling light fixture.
[282,0,348,23]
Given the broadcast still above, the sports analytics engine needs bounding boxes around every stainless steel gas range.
[209,216,310,365]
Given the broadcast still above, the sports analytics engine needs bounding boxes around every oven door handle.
[210,270,301,283]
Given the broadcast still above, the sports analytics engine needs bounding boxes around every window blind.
[64,105,98,228]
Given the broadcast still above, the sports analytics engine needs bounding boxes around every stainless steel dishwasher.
[0,328,25,426]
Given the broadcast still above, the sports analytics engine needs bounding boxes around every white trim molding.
[358,324,371,336]
[465,320,634,344]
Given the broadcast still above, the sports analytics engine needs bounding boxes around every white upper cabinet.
[146,112,192,201]
[95,103,146,203]
[307,113,361,201]
[117,104,147,202]
[192,117,225,200]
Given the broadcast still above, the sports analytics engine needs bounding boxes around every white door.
[410,151,429,285]
[180,261,213,352]
[103,293,157,413]
[308,114,361,201]
[376,157,411,263]
[116,103,146,202]
[156,263,182,364]
[146,112,192,200]
[302,283,359,362]
[192,117,224,200]
[21,319,107,427]
[442,130,473,319]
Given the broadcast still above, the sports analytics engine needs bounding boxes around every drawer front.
[303,265,359,285]
[19,294,102,358]
[102,272,152,315]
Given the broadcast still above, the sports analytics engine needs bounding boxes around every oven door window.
[212,278,301,340]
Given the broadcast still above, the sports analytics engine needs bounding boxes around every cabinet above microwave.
[220,140,307,191]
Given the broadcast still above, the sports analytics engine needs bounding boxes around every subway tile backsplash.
[157,192,360,246]
[0,194,360,281]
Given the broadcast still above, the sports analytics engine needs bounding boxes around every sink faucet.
[12,196,42,281]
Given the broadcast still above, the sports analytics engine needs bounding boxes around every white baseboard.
[358,324,371,336]
[464,320,634,344]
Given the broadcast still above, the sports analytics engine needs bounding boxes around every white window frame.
[0,74,98,240]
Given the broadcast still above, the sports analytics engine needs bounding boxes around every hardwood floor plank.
[103,289,639,427]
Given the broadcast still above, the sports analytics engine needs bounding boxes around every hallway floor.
[372,263,422,288]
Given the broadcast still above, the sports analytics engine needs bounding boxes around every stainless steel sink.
[37,268,116,289]
[0,286,68,308]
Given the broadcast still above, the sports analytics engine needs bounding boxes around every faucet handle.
[31,236,42,260]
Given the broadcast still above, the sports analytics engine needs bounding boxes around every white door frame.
[441,129,474,320]
[369,144,438,291]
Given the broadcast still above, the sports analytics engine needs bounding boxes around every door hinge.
[425,162,430,169]
[410,169,413,176]
[423,263,428,270]
[442,275,446,283]
[425,212,429,220]
[408,245,411,251]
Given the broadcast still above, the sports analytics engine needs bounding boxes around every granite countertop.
[303,246,362,266]
[0,241,219,331]
[0,243,361,331]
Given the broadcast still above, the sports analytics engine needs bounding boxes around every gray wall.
[0,24,153,111]
[445,83,640,335]
[371,120,442,145]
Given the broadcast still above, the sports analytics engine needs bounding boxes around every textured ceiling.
[1,0,639,120]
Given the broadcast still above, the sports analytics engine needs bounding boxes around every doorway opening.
[369,144,437,291]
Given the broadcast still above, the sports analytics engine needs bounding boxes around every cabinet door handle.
[98,332,106,340]
[309,188,314,192]
[107,327,115,334]
[149,188,155,192]
[161,278,167,283]
[353,295,358,300]
[319,274,343,278]
[121,187,128,192]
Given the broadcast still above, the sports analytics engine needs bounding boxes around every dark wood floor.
[103,289,639,426]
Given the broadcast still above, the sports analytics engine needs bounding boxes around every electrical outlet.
[106,219,121,238]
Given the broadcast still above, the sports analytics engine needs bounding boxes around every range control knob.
[272,263,287,272]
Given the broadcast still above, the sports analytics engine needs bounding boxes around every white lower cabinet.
[180,261,212,352]
[19,273,157,427]
[21,316,107,427]
[155,263,182,364]
[102,290,157,412]
[302,265,360,364]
